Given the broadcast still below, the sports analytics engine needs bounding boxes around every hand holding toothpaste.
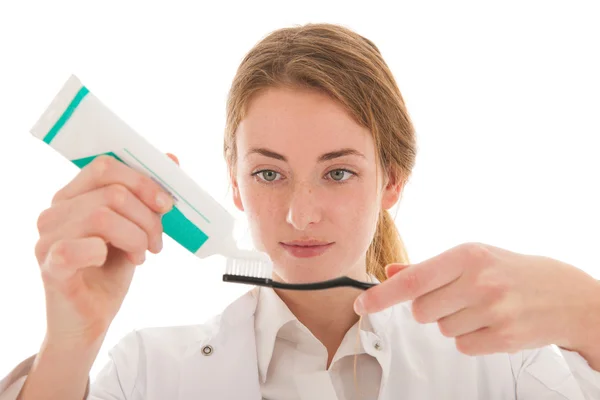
[34,154,177,345]
[28,74,250,349]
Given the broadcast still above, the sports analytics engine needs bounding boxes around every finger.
[437,304,490,338]
[411,277,472,324]
[95,184,164,253]
[39,184,164,254]
[40,207,149,264]
[385,263,409,278]
[81,207,149,255]
[356,262,463,315]
[41,237,108,281]
[166,153,179,165]
[52,155,173,214]
[355,246,477,315]
[455,326,522,356]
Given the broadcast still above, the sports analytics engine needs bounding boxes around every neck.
[273,269,369,366]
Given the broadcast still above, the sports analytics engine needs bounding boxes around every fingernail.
[47,251,63,266]
[155,236,163,252]
[354,296,366,316]
[129,252,145,265]
[385,264,393,277]
[386,263,408,278]
[155,192,172,210]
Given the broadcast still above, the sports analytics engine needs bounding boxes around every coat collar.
[178,287,261,400]
[253,285,394,384]
[254,286,298,383]
[177,283,395,399]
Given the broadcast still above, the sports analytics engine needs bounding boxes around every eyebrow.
[247,147,366,162]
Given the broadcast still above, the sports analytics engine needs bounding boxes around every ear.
[230,168,244,212]
[381,168,403,210]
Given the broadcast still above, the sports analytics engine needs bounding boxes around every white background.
[0,0,598,381]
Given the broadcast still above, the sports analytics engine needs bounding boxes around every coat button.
[201,345,214,356]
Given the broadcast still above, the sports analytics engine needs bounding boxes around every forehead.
[236,86,375,158]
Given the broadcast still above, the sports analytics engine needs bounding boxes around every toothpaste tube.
[30,74,268,264]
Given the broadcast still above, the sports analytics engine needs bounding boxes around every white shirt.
[253,285,600,399]
[1,286,600,399]
[255,286,384,400]
[254,288,600,400]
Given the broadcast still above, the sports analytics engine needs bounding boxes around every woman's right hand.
[34,154,177,346]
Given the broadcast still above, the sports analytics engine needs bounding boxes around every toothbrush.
[223,258,377,291]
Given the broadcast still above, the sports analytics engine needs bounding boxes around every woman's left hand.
[354,242,600,356]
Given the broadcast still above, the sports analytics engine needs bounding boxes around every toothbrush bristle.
[225,257,272,279]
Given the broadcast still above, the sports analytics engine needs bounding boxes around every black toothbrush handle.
[222,275,377,291]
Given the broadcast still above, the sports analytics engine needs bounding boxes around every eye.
[253,169,281,182]
[327,169,355,182]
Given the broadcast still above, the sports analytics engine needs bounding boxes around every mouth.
[279,240,335,258]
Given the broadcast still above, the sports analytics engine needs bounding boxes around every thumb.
[166,153,180,166]
[385,263,410,278]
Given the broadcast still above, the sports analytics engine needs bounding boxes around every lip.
[282,239,332,246]
[280,241,334,258]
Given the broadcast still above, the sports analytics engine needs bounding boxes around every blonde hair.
[224,23,416,282]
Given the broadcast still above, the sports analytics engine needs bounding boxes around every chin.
[271,256,351,284]
[275,270,338,284]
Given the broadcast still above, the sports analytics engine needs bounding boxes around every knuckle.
[49,240,70,264]
[500,310,517,328]
[455,336,475,355]
[362,290,383,313]
[134,174,153,199]
[402,269,422,294]
[127,226,149,253]
[486,303,503,322]
[462,242,494,267]
[36,208,55,232]
[437,319,453,338]
[475,271,509,304]
[496,328,518,351]
[134,231,149,253]
[151,214,164,237]
[89,206,112,230]
[51,188,67,205]
[90,155,114,179]
[495,300,520,326]
[410,299,426,323]
[105,184,129,208]
[34,237,51,264]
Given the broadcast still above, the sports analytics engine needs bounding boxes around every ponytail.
[366,209,409,282]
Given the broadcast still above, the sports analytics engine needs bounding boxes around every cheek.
[327,185,381,246]
[238,183,285,247]
[242,186,286,219]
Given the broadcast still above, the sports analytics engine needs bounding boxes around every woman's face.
[232,86,401,283]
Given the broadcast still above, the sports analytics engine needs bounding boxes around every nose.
[286,183,322,231]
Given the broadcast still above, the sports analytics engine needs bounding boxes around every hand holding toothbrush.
[353,242,600,368]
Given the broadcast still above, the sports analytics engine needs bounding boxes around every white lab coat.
[1,287,600,399]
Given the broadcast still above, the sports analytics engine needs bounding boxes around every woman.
[1,23,599,400]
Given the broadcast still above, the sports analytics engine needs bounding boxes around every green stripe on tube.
[71,153,209,253]
[43,86,90,144]
[44,85,210,254]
